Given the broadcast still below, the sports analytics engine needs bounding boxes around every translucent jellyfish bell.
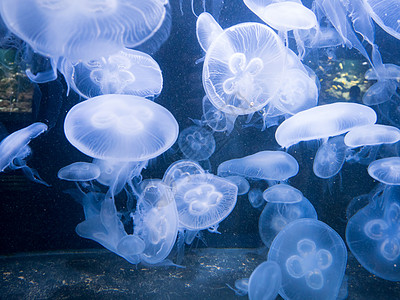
[275,102,377,148]
[0,0,169,61]
[344,124,400,148]
[178,125,216,161]
[59,49,163,99]
[58,162,100,182]
[174,173,238,230]
[203,21,286,115]
[196,12,223,52]
[346,185,400,281]
[162,159,205,190]
[262,183,303,204]
[268,219,347,300]
[64,94,179,162]
[217,151,299,181]
[248,261,282,300]
[133,180,179,264]
[368,157,400,185]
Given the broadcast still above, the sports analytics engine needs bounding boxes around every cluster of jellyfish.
[0,0,400,299]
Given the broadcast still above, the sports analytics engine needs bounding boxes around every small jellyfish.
[202,20,286,115]
[262,183,303,204]
[248,188,264,209]
[133,180,179,264]
[275,102,377,148]
[344,124,400,148]
[196,12,223,52]
[59,48,163,99]
[368,157,400,185]
[58,162,100,182]
[0,0,169,61]
[346,185,400,281]
[178,125,216,161]
[162,159,205,190]
[174,173,238,230]
[259,196,317,247]
[64,94,179,162]
[225,176,250,195]
[201,95,236,134]
[248,261,282,300]
[268,219,347,300]
[313,135,347,179]
[217,151,299,181]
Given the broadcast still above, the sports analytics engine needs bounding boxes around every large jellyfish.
[346,185,400,281]
[59,48,163,99]
[201,18,287,115]
[0,0,169,61]
[268,219,347,300]
[275,102,377,148]
[64,94,178,162]
[217,151,299,181]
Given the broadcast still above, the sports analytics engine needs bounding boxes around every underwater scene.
[1,0,400,299]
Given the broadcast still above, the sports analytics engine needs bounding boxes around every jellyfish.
[313,135,347,179]
[0,0,169,61]
[200,95,236,134]
[173,173,238,230]
[259,196,317,247]
[202,19,286,115]
[217,151,299,181]
[228,278,249,296]
[162,159,205,190]
[225,176,250,195]
[64,94,178,162]
[248,261,282,300]
[262,183,303,204]
[248,188,265,209]
[58,162,100,182]
[0,122,49,186]
[196,12,223,53]
[59,48,163,99]
[368,157,400,185]
[243,0,318,59]
[346,185,400,281]
[178,125,216,161]
[275,102,377,148]
[344,124,400,148]
[133,180,179,264]
[268,219,347,300]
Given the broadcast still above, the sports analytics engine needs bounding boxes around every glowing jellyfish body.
[64,94,178,162]
[59,49,163,99]
[196,12,223,52]
[0,0,168,61]
[133,180,179,264]
[248,188,264,209]
[174,173,238,230]
[259,196,317,247]
[346,186,400,281]
[178,126,216,161]
[218,151,299,181]
[262,183,303,204]
[201,95,236,133]
[368,157,400,185]
[0,122,47,171]
[268,219,347,300]
[203,22,286,115]
[162,159,205,189]
[275,102,377,148]
[225,176,250,195]
[313,136,347,179]
[248,261,282,300]
[344,124,400,148]
[58,162,100,181]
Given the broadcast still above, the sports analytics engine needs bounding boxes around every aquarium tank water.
[0,0,400,299]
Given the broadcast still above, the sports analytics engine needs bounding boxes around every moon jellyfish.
[218,151,299,181]
[313,136,347,179]
[64,94,178,162]
[275,102,377,148]
[344,124,400,148]
[202,21,286,115]
[59,49,163,99]
[346,185,400,281]
[174,173,237,230]
[162,159,205,190]
[201,95,236,134]
[0,0,169,61]
[0,122,49,186]
[58,162,100,182]
[248,261,282,300]
[262,183,303,204]
[133,180,179,264]
[248,188,264,209]
[268,219,347,300]
[259,196,317,247]
[225,176,250,195]
[368,157,400,185]
[243,0,318,59]
[196,12,223,52]
[178,125,216,161]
